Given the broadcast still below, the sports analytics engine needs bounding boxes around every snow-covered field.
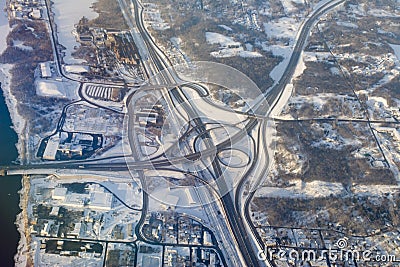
[255,180,345,199]
[264,17,300,41]
[347,2,399,18]
[52,0,98,64]
[280,0,305,14]
[260,3,309,90]
[336,21,359,29]
[143,3,170,30]
[367,8,399,18]
[352,184,400,196]
[12,40,33,51]
[262,44,293,82]
[390,43,400,63]
[35,79,79,99]
[206,32,241,47]
[256,179,400,199]
[280,92,364,120]
[64,65,89,74]
[205,32,262,58]
[218,24,233,31]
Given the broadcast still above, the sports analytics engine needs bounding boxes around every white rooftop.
[52,187,67,200]
[43,136,60,161]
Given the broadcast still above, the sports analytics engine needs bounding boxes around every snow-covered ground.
[347,3,367,17]
[280,0,305,14]
[258,2,271,16]
[218,24,233,31]
[261,7,308,91]
[0,0,10,53]
[0,1,25,154]
[280,92,364,120]
[336,21,359,29]
[52,0,98,64]
[0,1,29,266]
[260,0,347,92]
[264,17,300,42]
[346,3,399,24]
[147,178,209,221]
[256,179,400,199]
[183,87,248,125]
[35,79,79,99]
[206,32,241,47]
[311,122,362,149]
[0,65,26,157]
[36,80,65,98]
[169,37,191,65]
[28,174,143,243]
[268,51,307,117]
[262,44,292,82]
[367,8,399,18]
[255,180,345,199]
[64,65,89,74]
[353,184,400,196]
[390,43,400,63]
[12,40,33,51]
[205,32,262,58]
[143,3,170,30]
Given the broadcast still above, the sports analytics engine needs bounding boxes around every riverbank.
[14,175,30,267]
[0,64,27,162]
[0,88,22,266]
[0,63,29,267]
[0,1,28,266]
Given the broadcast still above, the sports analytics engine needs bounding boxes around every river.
[0,86,21,266]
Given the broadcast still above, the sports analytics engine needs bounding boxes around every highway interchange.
[2,0,347,266]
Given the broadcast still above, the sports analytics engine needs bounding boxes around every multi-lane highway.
[120,0,268,265]
[233,1,347,265]
[120,0,252,265]
[2,0,347,266]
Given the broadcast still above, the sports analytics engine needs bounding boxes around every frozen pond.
[52,0,98,64]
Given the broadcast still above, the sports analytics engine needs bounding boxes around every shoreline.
[0,64,29,267]
[0,1,29,266]
[0,64,27,162]
[14,175,30,267]
[0,0,100,264]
